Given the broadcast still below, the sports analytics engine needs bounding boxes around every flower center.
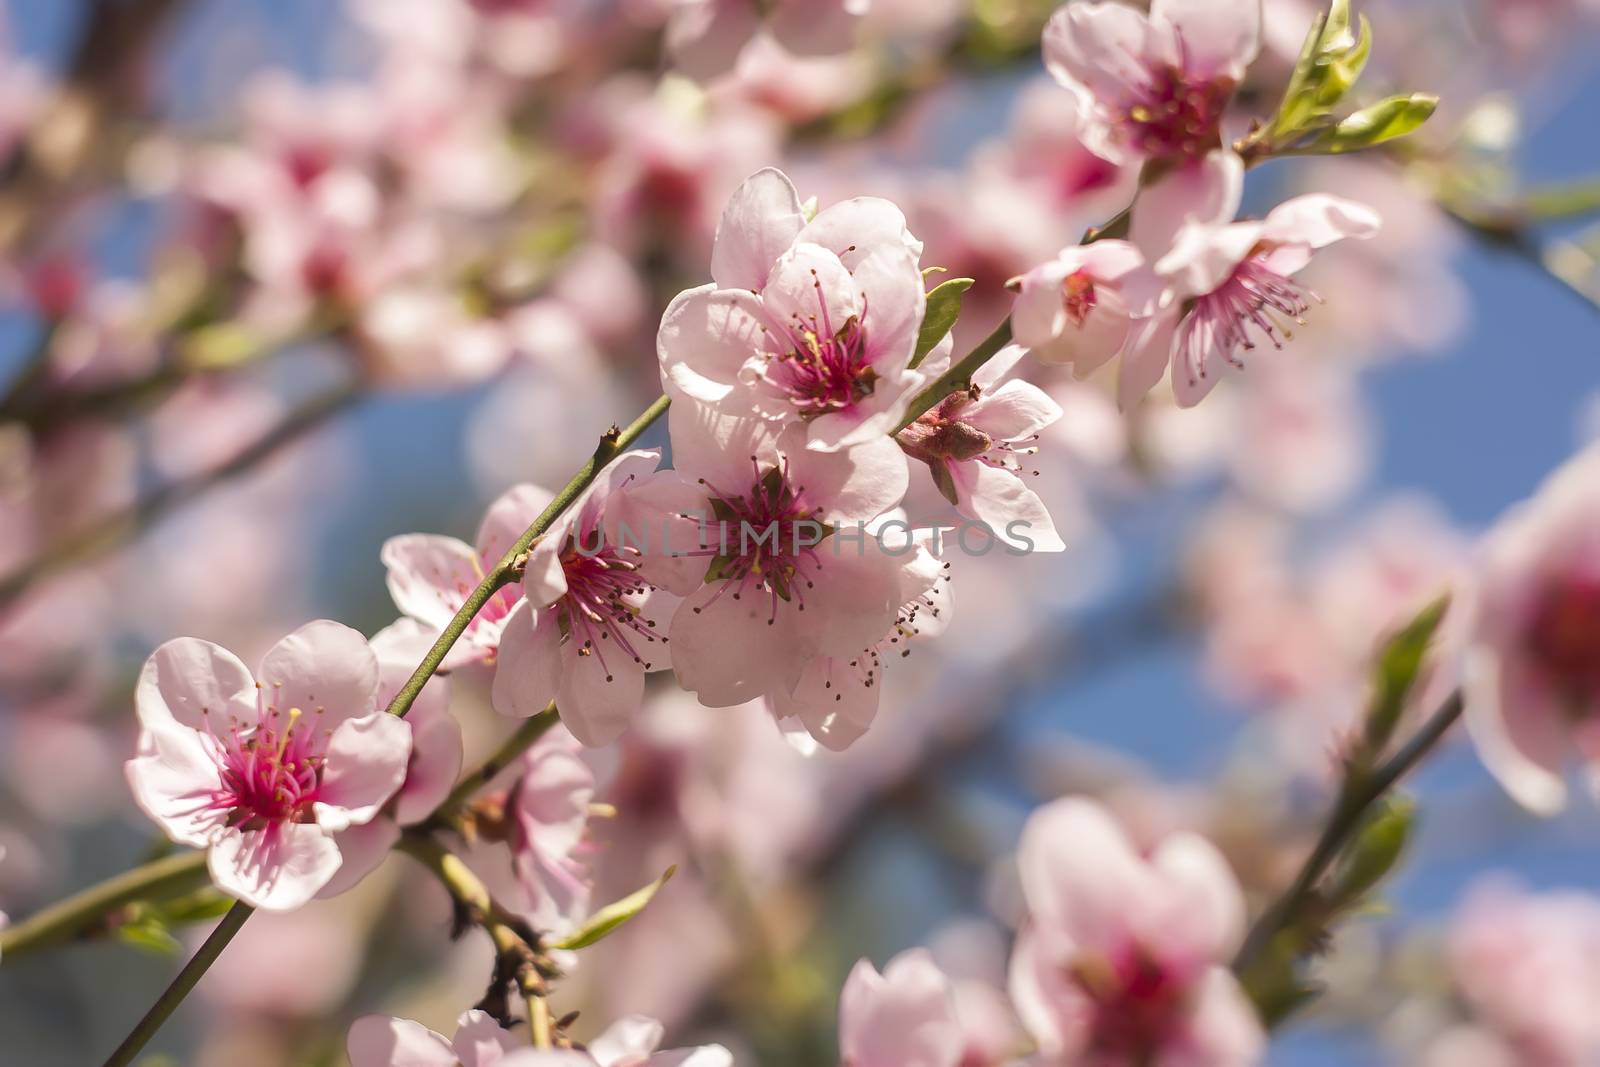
[1119,65,1232,159]
[1525,571,1600,708]
[1062,270,1098,327]
[1072,948,1187,1058]
[207,706,326,829]
[1176,254,1317,388]
[764,286,877,416]
[558,534,663,682]
[691,459,828,624]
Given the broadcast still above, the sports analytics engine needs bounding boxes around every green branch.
[0,849,209,960]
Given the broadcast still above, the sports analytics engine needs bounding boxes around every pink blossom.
[621,402,922,709]
[839,949,964,1067]
[1123,152,1382,408]
[491,449,678,746]
[125,621,412,910]
[347,1009,547,1067]
[668,0,870,82]
[1010,241,1150,380]
[1464,445,1600,814]
[1448,878,1600,1064]
[896,345,1069,552]
[317,623,465,898]
[1009,798,1264,1066]
[1042,0,1261,164]
[383,482,552,669]
[659,167,929,452]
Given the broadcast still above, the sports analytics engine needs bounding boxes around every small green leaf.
[552,866,676,951]
[1307,93,1439,154]
[157,889,236,924]
[1329,796,1416,907]
[1362,593,1450,754]
[911,277,975,370]
[118,918,181,956]
[1269,1,1372,139]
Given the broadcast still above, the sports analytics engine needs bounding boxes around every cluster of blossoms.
[5,0,1600,1065]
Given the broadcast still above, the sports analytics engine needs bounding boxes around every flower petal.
[316,817,401,899]
[125,726,227,849]
[259,620,381,728]
[1152,0,1262,81]
[209,822,342,911]
[657,284,769,405]
[491,601,562,718]
[136,637,257,735]
[710,167,806,291]
[314,713,413,832]
[347,1014,457,1067]
[382,534,481,631]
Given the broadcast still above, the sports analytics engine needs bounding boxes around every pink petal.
[391,687,465,826]
[1118,309,1178,409]
[1464,648,1570,815]
[314,712,412,832]
[1042,1,1156,106]
[1017,799,1153,959]
[382,534,481,631]
[136,637,257,735]
[839,950,963,1067]
[588,1015,665,1066]
[792,540,905,659]
[780,654,881,752]
[1167,967,1267,1067]
[949,462,1068,554]
[657,284,769,405]
[1132,150,1245,263]
[556,637,646,747]
[1148,832,1249,963]
[491,601,562,718]
[258,620,381,728]
[125,726,227,849]
[1260,193,1383,251]
[670,581,814,707]
[709,167,805,290]
[852,246,925,370]
[476,483,555,563]
[787,431,910,524]
[761,243,862,338]
[316,817,401,899]
[797,195,923,270]
[347,1014,457,1067]
[1152,0,1262,81]
[606,471,717,596]
[516,733,595,859]
[209,822,343,911]
[451,1008,524,1067]
[964,379,1063,442]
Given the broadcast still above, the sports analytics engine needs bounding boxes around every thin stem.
[433,706,559,821]
[893,318,1014,432]
[0,850,208,960]
[385,393,672,719]
[99,901,253,1067]
[1233,689,1465,975]
[529,992,554,1048]
[0,383,361,612]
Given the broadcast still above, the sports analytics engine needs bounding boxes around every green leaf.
[1269,2,1372,139]
[1329,796,1417,907]
[118,918,181,956]
[552,866,676,951]
[157,889,236,924]
[911,277,975,370]
[1307,93,1439,154]
[1362,593,1450,754]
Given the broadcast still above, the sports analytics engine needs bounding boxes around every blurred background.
[0,0,1598,1064]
